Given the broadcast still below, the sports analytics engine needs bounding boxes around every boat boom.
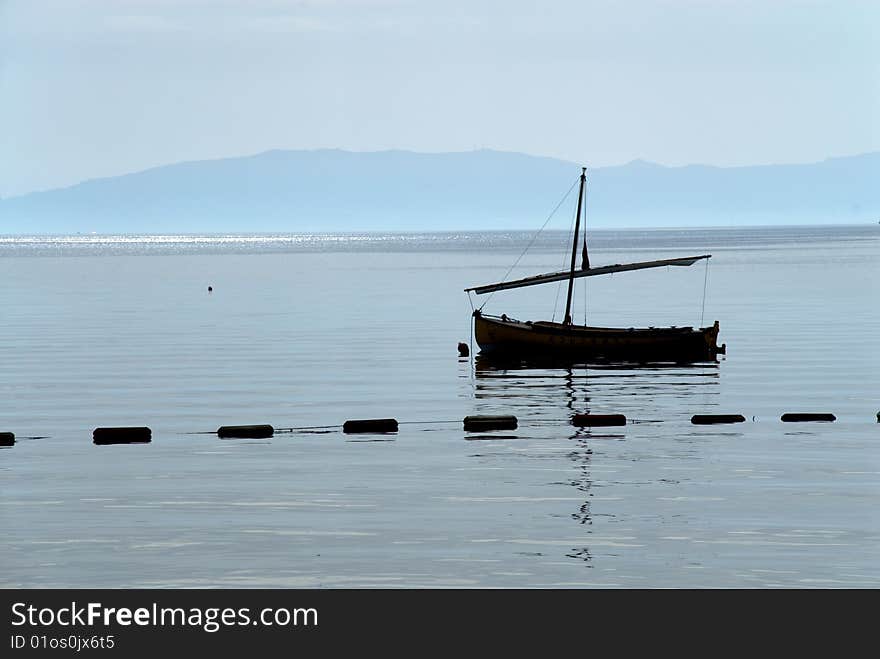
[465,254,711,295]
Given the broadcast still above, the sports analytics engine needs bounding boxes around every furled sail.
[465,254,711,295]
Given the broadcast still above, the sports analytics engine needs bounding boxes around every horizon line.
[1,221,876,239]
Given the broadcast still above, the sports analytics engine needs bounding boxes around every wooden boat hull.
[473,311,723,362]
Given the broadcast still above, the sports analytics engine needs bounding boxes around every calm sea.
[1,225,878,588]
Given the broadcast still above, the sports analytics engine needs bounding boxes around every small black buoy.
[571,413,626,427]
[93,427,152,445]
[781,413,836,423]
[0,432,15,447]
[343,418,398,434]
[217,424,274,439]
[458,342,469,357]
[208,285,213,293]
[691,414,746,425]
[463,415,518,431]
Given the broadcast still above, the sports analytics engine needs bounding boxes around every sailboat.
[465,167,725,362]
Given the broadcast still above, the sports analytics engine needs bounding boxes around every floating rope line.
[480,177,578,312]
[274,424,341,433]
[397,419,461,426]
[8,410,867,448]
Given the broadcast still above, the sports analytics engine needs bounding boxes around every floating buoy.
[571,413,626,427]
[0,432,14,447]
[463,415,518,431]
[781,413,836,423]
[208,285,213,292]
[458,342,469,357]
[93,427,152,445]
[691,414,746,425]
[342,418,398,434]
[217,424,274,438]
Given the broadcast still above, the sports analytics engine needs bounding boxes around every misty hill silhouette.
[2,149,877,232]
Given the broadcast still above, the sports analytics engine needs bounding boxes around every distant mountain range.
[2,149,878,233]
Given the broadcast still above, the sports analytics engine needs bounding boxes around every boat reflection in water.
[470,354,721,564]
[463,165,727,566]
[472,353,720,420]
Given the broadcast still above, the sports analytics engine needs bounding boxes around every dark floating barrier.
[0,432,15,447]
[93,427,152,445]
[217,424,274,439]
[342,418,399,434]
[463,415,518,431]
[691,414,746,425]
[781,413,836,423]
[571,414,627,427]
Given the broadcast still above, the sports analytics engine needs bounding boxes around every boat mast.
[563,167,587,325]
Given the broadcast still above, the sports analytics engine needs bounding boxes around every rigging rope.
[583,271,587,326]
[552,193,580,322]
[582,174,589,324]
[700,257,710,327]
[552,280,563,323]
[480,177,579,312]
[469,302,475,377]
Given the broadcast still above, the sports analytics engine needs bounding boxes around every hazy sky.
[1,0,877,197]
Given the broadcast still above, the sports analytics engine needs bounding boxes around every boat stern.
[705,320,725,355]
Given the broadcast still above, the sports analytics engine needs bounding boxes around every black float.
[691,414,746,425]
[343,419,398,434]
[217,424,274,439]
[0,432,15,447]
[463,415,518,431]
[781,413,836,422]
[571,413,626,427]
[93,427,152,445]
